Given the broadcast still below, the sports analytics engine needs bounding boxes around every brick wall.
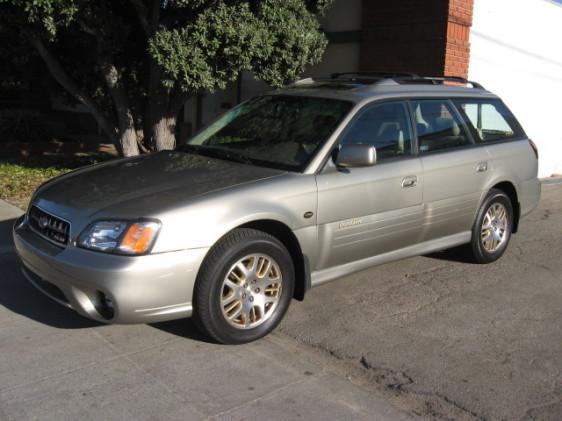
[444,0,474,77]
[360,0,474,78]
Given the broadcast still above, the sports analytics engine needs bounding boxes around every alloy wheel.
[480,202,509,253]
[220,254,283,329]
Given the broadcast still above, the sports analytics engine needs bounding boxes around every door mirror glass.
[335,144,377,168]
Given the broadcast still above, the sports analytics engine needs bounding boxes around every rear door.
[315,100,424,271]
[454,98,540,217]
[411,98,492,241]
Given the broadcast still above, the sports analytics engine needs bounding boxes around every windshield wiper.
[179,144,254,166]
[206,148,254,165]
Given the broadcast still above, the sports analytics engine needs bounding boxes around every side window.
[340,102,412,160]
[455,99,524,142]
[410,99,473,153]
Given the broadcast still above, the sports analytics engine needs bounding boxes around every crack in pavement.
[90,330,204,415]
[520,394,562,421]
[277,328,487,420]
[359,356,414,391]
[204,376,317,420]
[0,336,184,394]
[358,355,487,420]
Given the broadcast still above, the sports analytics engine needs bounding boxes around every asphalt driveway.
[1,181,561,420]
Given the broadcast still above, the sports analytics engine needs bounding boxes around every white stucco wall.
[469,0,562,177]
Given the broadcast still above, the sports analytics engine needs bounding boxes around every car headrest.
[435,117,461,136]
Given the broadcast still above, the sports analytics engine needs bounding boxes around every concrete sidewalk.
[0,200,412,421]
[0,200,22,254]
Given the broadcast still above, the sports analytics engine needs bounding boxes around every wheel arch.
[238,219,310,301]
[489,181,520,233]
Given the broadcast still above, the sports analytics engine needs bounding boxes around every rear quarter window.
[454,99,525,143]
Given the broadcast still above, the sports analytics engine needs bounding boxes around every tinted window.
[411,100,473,153]
[340,102,412,160]
[184,95,352,171]
[455,99,524,142]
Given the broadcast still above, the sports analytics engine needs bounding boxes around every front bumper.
[13,216,209,324]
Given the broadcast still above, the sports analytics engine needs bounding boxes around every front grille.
[28,206,70,247]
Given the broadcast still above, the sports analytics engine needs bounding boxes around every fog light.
[95,291,115,320]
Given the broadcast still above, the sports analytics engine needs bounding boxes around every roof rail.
[331,71,420,80]
[288,74,485,90]
[289,77,315,87]
[401,76,484,89]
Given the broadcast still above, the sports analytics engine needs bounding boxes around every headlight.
[78,220,161,255]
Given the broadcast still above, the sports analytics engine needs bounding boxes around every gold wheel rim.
[220,254,283,330]
[481,202,509,253]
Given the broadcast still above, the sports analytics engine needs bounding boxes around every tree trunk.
[120,127,140,157]
[153,115,176,151]
[27,34,120,151]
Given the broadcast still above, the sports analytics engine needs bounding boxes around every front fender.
[151,174,318,253]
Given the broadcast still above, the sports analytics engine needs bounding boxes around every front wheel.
[193,228,294,344]
[469,189,514,264]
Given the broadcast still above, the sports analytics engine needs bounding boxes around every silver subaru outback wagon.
[13,73,541,344]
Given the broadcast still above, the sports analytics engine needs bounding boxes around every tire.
[470,189,514,264]
[193,228,294,344]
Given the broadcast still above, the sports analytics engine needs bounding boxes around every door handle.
[476,162,488,173]
[402,175,418,188]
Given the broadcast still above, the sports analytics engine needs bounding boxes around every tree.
[0,0,332,156]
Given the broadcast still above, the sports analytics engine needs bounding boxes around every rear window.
[454,99,525,142]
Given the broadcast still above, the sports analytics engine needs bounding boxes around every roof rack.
[397,76,484,89]
[288,74,485,90]
[330,71,420,80]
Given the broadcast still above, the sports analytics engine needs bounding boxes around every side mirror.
[335,144,377,168]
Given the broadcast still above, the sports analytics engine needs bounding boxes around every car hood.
[33,151,285,221]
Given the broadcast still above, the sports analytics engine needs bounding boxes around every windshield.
[180,95,352,171]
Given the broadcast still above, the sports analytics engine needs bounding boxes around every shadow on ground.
[425,244,478,264]
[149,319,213,343]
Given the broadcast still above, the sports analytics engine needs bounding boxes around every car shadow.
[424,244,477,264]
[1,217,212,341]
[1,219,101,329]
[149,319,214,343]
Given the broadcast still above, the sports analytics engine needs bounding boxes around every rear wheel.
[470,189,514,264]
[193,228,294,344]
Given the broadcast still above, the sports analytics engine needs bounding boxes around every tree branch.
[76,18,99,38]
[129,0,150,34]
[97,59,134,132]
[98,59,143,155]
[149,0,161,33]
[26,34,119,144]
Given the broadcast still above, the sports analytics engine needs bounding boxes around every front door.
[315,101,424,271]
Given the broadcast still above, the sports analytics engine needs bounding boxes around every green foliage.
[149,0,327,91]
[1,0,332,152]
[252,0,327,87]
[0,154,114,208]
[0,0,79,37]
[149,2,267,92]
[6,0,329,92]
[305,0,334,14]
